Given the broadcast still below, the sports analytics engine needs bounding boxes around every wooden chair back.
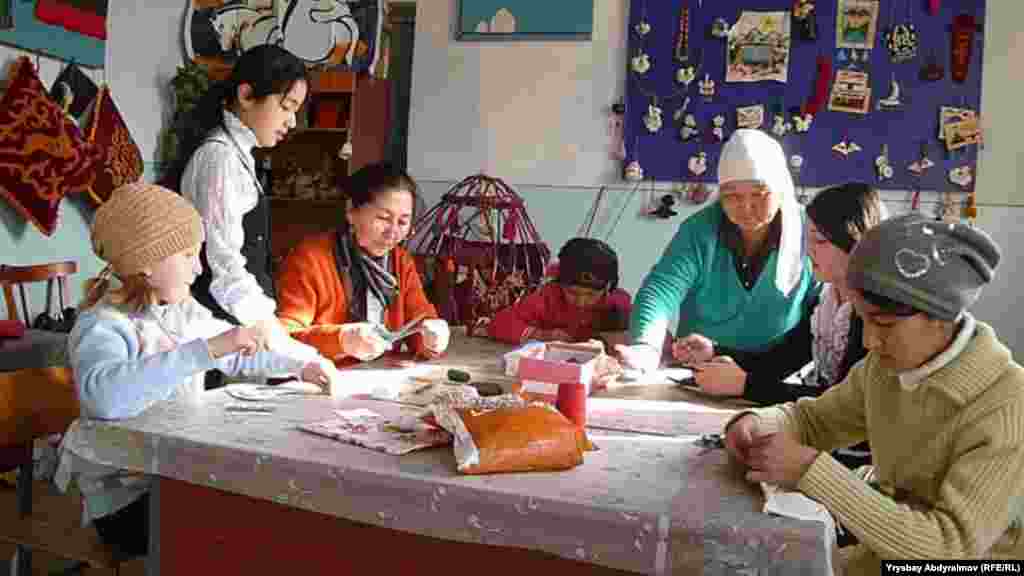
[0,261,78,324]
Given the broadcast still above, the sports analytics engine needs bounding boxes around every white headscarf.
[717,129,804,297]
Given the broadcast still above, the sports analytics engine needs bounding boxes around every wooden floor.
[0,541,146,576]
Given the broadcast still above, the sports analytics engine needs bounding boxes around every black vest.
[190,138,274,325]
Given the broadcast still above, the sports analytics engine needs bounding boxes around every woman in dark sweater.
[675,182,886,467]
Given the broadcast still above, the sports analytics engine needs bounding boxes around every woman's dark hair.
[164,45,308,191]
[805,182,884,254]
[344,162,419,212]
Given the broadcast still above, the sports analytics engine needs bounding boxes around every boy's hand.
[672,333,714,364]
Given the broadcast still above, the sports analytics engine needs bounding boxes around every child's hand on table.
[208,326,265,358]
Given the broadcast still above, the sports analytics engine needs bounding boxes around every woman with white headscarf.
[618,129,818,372]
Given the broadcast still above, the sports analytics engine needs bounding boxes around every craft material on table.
[297,408,452,455]
[373,314,427,344]
[224,403,277,413]
[761,482,838,576]
[224,381,323,402]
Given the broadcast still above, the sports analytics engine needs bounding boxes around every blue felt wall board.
[0,0,104,68]
[625,0,985,192]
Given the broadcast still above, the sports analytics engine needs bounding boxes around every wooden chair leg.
[13,456,33,576]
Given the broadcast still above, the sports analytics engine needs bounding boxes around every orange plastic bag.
[433,395,594,475]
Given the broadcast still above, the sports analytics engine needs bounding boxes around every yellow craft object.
[0,469,16,487]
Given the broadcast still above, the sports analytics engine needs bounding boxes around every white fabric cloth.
[717,129,804,297]
[181,110,277,325]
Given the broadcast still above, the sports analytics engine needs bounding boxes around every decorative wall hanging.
[0,1,104,67]
[938,106,976,144]
[950,13,977,84]
[674,3,689,61]
[185,1,385,74]
[828,69,871,114]
[875,145,893,180]
[626,0,986,191]
[736,104,765,129]
[725,11,791,83]
[942,114,981,152]
[698,74,715,100]
[688,151,708,175]
[876,73,903,110]
[84,85,144,207]
[624,160,644,182]
[835,0,879,51]
[0,57,102,235]
[948,165,972,189]
[456,0,594,41]
[792,0,817,42]
[49,61,99,122]
[885,0,918,63]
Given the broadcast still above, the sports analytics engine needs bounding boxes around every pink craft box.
[516,343,601,405]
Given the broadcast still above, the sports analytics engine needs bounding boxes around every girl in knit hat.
[618,129,818,372]
[164,45,309,380]
[725,215,1024,572]
[55,183,337,558]
[487,237,632,344]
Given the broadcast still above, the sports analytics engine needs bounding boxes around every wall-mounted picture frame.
[456,0,593,41]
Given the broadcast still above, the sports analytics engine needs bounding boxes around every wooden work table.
[82,331,833,575]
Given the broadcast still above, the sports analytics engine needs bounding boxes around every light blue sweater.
[56,297,320,522]
[630,203,819,352]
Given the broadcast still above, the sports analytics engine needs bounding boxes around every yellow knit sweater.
[752,321,1024,574]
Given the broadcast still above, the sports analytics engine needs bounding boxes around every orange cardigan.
[275,231,438,361]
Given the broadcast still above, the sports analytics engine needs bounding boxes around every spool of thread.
[556,382,587,427]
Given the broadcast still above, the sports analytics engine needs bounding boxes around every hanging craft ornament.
[624,160,644,182]
[674,4,690,62]
[643,101,664,133]
[736,104,765,129]
[908,141,935,175]
[948,165,973,189]
[877,72,903,110]
[886,0,919,63]
[950,14,976,84]
[688,151,708,176]
[875,144,894,181]
[710,115,726,142]
[698,74,715,101]
[793,111,813,133]
[711,17,731,39]
[770,100,790,138]
[804,56,832,116]
[635,20,651,36]
[792,0,817,42]
[832,134,861,157]
[631,51,651,75]
[936,190,958,223]
[676,48,701,86]
[679,113,699,141]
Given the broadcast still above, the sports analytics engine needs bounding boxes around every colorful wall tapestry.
[0,58,102,235]
[84,86,143,207]
[0,1,104,67]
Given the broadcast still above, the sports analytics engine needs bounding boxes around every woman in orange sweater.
[275,163,448,363]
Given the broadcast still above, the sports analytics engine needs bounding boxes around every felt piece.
[950,14,975,84]
[84,85,144,206]
[34,0,108,40]
[49,61,99,119]
[0,57,102,236]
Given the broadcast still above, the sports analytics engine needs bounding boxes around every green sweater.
[629,203,817,351]
[753,321,1024,573]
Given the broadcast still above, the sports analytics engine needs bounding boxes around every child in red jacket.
[487,238,631,344]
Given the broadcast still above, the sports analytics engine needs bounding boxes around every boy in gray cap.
[723,213,1024,573]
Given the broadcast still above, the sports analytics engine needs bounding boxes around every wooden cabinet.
[255,70,392,265]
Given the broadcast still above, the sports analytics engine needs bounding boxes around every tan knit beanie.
[91,182,204,275]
